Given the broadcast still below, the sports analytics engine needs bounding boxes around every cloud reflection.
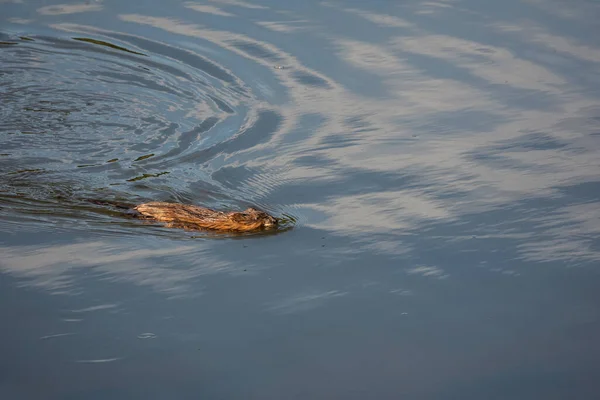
[0,240,233,296]
[37,2,103,15]
[256,20,310,33]
[407,266,449,279]
[184,2,234,17]
[207,0,267,9]
[267,290,347,314]
[341,7,413,28]
[7,18,32,24]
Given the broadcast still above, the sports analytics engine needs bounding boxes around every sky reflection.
[1,0,599,267]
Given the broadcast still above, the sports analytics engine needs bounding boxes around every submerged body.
[134,202,278,232]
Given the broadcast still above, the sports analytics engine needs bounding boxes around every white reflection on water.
[267,290,347,314]
[75,357,121,363]
[392,35,565,92]
[309,190,451,234]
[37,3,103,16]
[255,20,311,33]
[71,304,118,313]
[525,0,600,21]
[7,17,31,23]
[340,7,413,28]
[183,3,234,17]
[410,1,455,16]
[40,332,76,340]
[0,240,232,295]
[492,21,600,64]
[516,202,600,264]
[207,0,267,10]
[407,266,449,280]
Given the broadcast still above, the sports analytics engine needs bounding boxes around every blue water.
[1,0,599,398]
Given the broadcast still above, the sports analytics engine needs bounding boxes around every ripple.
[2,0,599,265]
[75,358,121,364]
[0,29,295,234]
[137,332,157,339]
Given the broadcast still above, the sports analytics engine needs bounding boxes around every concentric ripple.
[0,31,288,235]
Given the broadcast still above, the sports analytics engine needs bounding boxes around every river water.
[1,0,599,399]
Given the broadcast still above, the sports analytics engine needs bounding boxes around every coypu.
[133,202,278,232]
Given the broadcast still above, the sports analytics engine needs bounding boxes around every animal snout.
[265,217,278,227]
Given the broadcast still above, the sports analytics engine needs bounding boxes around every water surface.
[1,0,600,398]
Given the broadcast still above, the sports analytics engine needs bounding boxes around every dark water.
[1,0,600,398]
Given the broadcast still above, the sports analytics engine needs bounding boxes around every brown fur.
[133,202,278,232]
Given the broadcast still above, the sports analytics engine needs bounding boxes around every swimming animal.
[133,202,278,232]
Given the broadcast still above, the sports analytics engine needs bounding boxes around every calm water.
[1,0,600,398]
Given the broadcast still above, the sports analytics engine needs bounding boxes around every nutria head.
[229,207,278,229]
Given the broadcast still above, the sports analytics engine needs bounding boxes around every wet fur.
[134,202,278,232]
